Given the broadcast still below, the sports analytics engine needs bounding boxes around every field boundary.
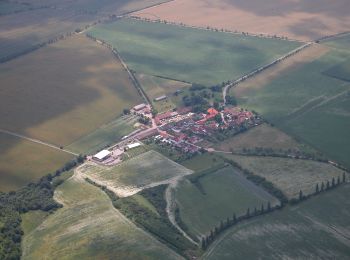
[0,128,78,156]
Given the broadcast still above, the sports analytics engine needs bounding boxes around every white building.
[93,150,111,162]
[126,142,141,149]
[133,103,146,111]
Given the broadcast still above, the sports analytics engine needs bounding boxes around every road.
[222,42,312,104]
[0,129,78,156]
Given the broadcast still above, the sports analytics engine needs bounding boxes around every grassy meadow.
[136,74,190,112]
[224,154,345,199]
[204,184,350,260]
[22,173,182,260]
[0,35,142,147]
[80,150,193,197]
[0,133,73,192]
[175,166,279,237]
[233,47,350,168]
[87,18,301,86]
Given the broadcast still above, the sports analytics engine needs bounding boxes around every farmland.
[204,185,350,259]
[175,166,279,237]
[132,0,350,42]
[22,172,182,259]
[87,18,301,86]
[66,115,138,155]
[0,35,142,146]
[136,74,190,112]
[224,154,345,199]
[0,133,73,192]
[0,0,171,61]
[232,47,350,168]
[213,123,303,153]
[79,150,193,197]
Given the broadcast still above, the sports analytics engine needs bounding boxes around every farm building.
[154,95,167,102]
[127,142,141,149]
[133,103,147,111]
[93,150,111,162]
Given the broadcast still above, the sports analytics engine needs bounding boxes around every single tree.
[299,190,303,201]
[321,182,325,191]
[343,172,347,183]
[315,183,319,194]
[332,177,335,187]
[232,213,237,223]
[267,201,271,212]
[246,208,250,218]
[326,181,330,190]
[337,176,341,185]
[261,203,265,214]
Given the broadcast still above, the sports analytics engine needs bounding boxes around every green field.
[204,184,350,259]
[21,211,50,235]
[80,150,193,197]
[22,173,182,259]
[87,18,301,86]
[233,48,350,168]
[175,166,279,237]
[0,133,73,192]
[323,33,350,52]
[0,1,31,15]
[136,74,190,112]
[180,153,225,172]
[214,124,303,153]
[224,154,345,199]
[66,115,138,155]
[324,58,350,82]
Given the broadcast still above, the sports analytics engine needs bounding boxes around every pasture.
[232,48,350,168]
[204,185,350,259]
[214,124,303,153]
[175,166,279,237]
[22,173,181,259]
[87,18,301,86]
[225,154,345,199]
[132,0,350,42]
[0,35,142,147]
[136,74,190,112]
[79,150,193,197]
[0,133,73,192]
[66,115,138,155]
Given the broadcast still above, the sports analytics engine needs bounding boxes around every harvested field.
[133,0,350,42]
[225,154,345,199]
[79,150,193,197]
[204,185,350,259]
[0,35,142,146]
[214,124,303,153]
[22,172,182,259]
[87,18,301,86]
[0,133,73,192]
[232,47,350,168]
[175,166,279,237]
[66,115,138,155]
[136,74,190,113]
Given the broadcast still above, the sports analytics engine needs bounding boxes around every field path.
[223,43,312,104]
[165,179,198,245]
[0,128,78,156]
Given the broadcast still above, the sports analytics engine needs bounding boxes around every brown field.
[0,133,73,192]
[133,0,350,41]
[0,34,142,147]
[214,124,302,153]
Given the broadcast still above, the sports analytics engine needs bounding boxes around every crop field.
[136,74,190,112]
[0,35,142,147]
[175,166,279,237]
[204,184,350,259]
[0,1,32,15]
[214,124,303,153]
[324,58,350,82]
[22,173,181,259]
[180,153,225,172]
[79,150,193,197]
[0,133,73,192]
[132,0,350,42]
[323,33,350,52]
[66,115,138,155]
[87,18,301,86]
[225,154,345,199]
[232,47,350,168]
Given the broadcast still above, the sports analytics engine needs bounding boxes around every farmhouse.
[93,150,111,162]
[154,95,167,102]
[133,103,147,111]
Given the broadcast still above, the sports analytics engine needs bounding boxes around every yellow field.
[0,34,142,147]
[0,133,73,192]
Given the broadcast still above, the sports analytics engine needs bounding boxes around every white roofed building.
[93,150,111,162]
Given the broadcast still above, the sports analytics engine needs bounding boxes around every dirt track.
[132,0,350,41]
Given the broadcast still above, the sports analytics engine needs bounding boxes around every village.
[89,101,262,165]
